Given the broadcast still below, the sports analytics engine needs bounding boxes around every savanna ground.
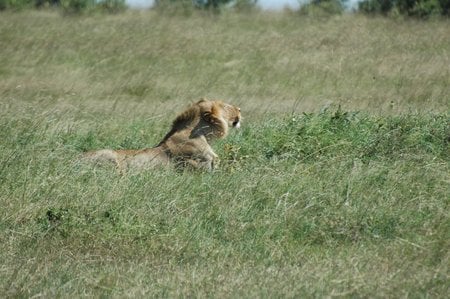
[0,9,449,297]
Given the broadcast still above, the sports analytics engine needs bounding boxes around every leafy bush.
[440,0,450,14]
[154,0,257,14]
[60,0,94,13]
[299,0,345,16]
[233,0,257,12]
[358,0,449,17]
[153,0,196,16]
[410,0,442,16]
[0,0,125,12]
[97,0,126,13]
[35,0,60,8]
[0,0,33,10]
[194,0,230,9]
[358,0,394,14]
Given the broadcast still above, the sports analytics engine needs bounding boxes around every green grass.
[0,10,449,297]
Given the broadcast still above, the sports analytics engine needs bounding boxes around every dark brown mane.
[156,103,201,147]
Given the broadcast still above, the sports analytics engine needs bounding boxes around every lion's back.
[124,147,171,170]
[82,148,170,170]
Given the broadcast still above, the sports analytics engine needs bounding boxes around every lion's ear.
[196,98,207,104]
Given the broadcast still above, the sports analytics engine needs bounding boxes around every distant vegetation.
[1,0,449,17]
[358,0,450,17]
[0,0,127,13]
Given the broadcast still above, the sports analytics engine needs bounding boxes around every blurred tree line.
[358,0,449,17]
[0,0,448,17]
[0,0,127,13]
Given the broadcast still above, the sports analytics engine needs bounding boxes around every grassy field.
[0,10,449,297]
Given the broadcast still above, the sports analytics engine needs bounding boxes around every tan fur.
[82,99,241,172]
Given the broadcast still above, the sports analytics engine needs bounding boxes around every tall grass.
[0,10,449,297]
[1,10,449,116]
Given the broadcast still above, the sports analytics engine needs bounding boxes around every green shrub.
[233,0,257,12]
[97,0,126,13]
[154,0,257,15]
[395,0,442,16]
[153,0,196,16]
[60,0,95,13]
[299,0,345,16]
[410,0,442,17]
[0,0,33,10]
[35,0,60,8]
[0,0,125,12]
[358,0,449,17]
[358,0,394,14]
[440,0,450,14]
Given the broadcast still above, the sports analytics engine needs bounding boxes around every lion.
[82,99,241,172]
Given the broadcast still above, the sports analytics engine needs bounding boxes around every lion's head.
[159,99,241,145]
[201,99,241,128]
[221,102,241,129]
[196,99,241,139]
